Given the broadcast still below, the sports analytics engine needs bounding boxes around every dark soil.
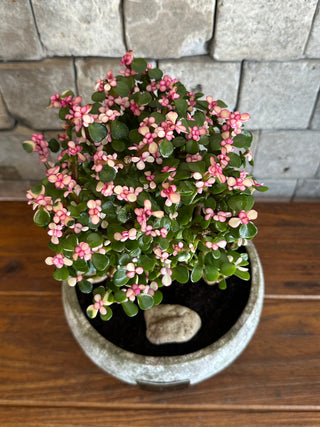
[76,271,251,357]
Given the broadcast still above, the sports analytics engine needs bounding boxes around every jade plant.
[24,51,267,321]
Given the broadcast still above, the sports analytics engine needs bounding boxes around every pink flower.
[126,263,144,279]
[205,240,227,250]
[160,183,181,206]
[229,210,258,228]
[73,242,92,261]
[93,294,108,316]
[96,181,114,197]
[121,50,134,66]
[47,223,63,244]
[207,157,226,184]
[114,185,143,203]
[186,153,203,163]
[87,200,102,225]
[114,228,137,242]
[45,254,72,269]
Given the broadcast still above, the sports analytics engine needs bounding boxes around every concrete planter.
[62,241,264,390]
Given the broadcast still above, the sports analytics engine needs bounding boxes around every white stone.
[306,6,320,58]
[32,0,125,57]
[211,0,318,60]
[0,59,76,130]
[238,61,320,130]
[0,1,42,60]
[124,0,215,58]
[253,131,320,179]
[159,57,240,109]
[144,304,202,345]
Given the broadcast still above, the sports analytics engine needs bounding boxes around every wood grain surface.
[0,201,319,426]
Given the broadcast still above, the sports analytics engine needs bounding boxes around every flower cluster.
[24,51,267,321]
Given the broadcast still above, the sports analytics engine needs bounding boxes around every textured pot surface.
[62,241,264,387]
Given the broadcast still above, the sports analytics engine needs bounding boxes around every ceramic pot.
[62,241,264,390]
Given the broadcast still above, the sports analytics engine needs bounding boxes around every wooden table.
[0,201,319,426]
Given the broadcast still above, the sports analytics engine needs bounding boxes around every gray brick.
[0,126,47,181]
[124,0,215,58]
[159,57,240,109]
[32,0,125,57]
[238,61,320,130]
[253,131,320,179]
[0,1,42,60]
[306,5,320,58]
[0,96,14,130]
[211,0,317,60]
[311,95,320,130]
[294,179,320,200]
[0,60,76,130]
[253,179,297,201]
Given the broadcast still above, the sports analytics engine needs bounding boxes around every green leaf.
[218,279,227,290]
[191,265,203,283]
[48,139,60,153]
[235,269,250,281]
[100,307,113,321]
[220,262,237,277]
[86,232,104,248]
[113,269,129,287]
[138,92,152,106]
[148,68,163,80]
[239,223,258,239]
[99,165,116,183]
[233,130,253,148]
[92,253,110,271]
[33,208,51,227]
[209,133,222,151]
[172,136,186,147]
[217,100,228,108]
[131,58,148,73]
[53,266,69,281]
[204,265,219,283]
[159,139,174,158]
[73,258,89,272]
[122,301,139,317]
[88,123,108,142]
[91,91,106,102]
[174,98,188,116]
[153,290,163,306]
[22,141,35,153]
[186,140,199,154]
[177,204,194,226]
[172,265,189,284]
[86,305,98,319]
[140,255,156,271]
[187,161,206,175]
[59,107,69,120]
[111,120,129,139]
[78,280,93,293]
[111,139,126,152]
[115,80,131,97]
[228,195,255,212]
[137,293,154,310]
[228,153,242,168]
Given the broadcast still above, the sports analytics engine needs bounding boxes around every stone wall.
[0,0,319,201]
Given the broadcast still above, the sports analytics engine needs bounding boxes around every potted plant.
[24,51,267,389]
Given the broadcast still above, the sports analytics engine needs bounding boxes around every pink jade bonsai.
[24,51,267,321]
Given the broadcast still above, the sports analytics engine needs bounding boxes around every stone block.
[0,1,42,60]
[294,179,320,200]
[159,57,240,109]
[31,0,125,57]
[238,61,320,130]
[124,0,215,58]
[0,126,47,182]
[253,179,297,201]
[306,6,320,58]
[76,58,156,104]
[0,96,14,130]
[211,0,317,60]
[0,59,76,130]
[253,131,320,179]
[311,95,320,130]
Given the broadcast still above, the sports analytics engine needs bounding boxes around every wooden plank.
[0,295,319,407]
[0,201,57,293]
[0,406,319,427]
